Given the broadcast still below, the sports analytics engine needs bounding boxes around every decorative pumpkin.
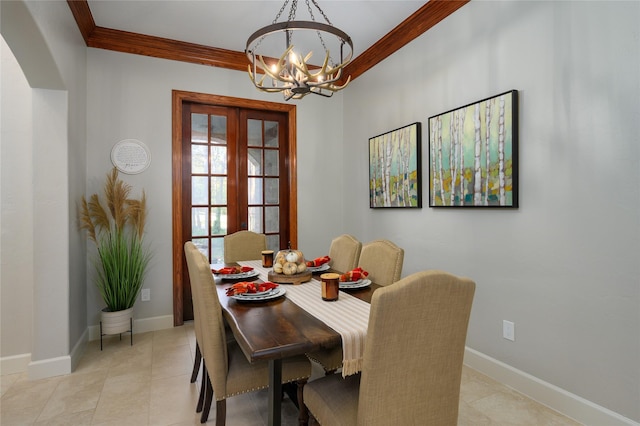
[283,262,298,275]
[273,247,306,275]
[285,251,299,263]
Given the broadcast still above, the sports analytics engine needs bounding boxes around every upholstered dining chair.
[184,242,311,425]
[305,234,362,373]
[223,230,266,263]
[304,270,476,426]
[188,273,206,413]
[190,246,239,409]
[187,244,236,415]
[327,234,362,274]
[357,239,404,286]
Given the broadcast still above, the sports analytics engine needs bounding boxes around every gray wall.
[85,49,344,324]
[1,0,87,374]
[1,0,638,422]
[342,1,639,421]
[1,35,34,362]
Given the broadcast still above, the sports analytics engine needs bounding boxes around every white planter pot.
[101,307,133,336]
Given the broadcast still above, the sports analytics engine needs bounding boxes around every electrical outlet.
[141,288,151,301]
[503,320,515,341]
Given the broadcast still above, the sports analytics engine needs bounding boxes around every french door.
[172,91,297,324]
[185,105,290,261]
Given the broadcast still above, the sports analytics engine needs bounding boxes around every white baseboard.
[23,331,87,380]
[464,347,639,426]
[2,316,173,378]
[87,314,174,341]
[1,353,31,376]
[28,355,71,380]
[2,341,84,379]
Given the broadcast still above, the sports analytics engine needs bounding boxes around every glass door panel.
[245,118,282,252]
[189,109,229,263]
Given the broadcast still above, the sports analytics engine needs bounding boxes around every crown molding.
[340,0,469,84]
[67,0,468,80]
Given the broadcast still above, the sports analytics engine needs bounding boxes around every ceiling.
[88,1,426,59]
[70,0,469,82]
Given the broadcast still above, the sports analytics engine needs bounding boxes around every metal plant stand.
[100,317,133,350]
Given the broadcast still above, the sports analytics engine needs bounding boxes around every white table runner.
[239,260,370,376]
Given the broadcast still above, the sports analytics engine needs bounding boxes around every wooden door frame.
[171,90,298,326]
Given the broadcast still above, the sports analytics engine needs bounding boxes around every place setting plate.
[339,279,372,290]
[231,287,287,302]
[215,270,260,280]
[307,263,330,273]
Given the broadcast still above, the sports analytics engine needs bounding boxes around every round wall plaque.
[110,139,151,174]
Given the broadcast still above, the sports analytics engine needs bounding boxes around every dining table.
[213,260,381,426]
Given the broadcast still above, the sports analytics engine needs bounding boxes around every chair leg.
[191,342,202,383]
[297,379,309,426]
[215,400,226,426]
[196,362,207,413]
[200,371,213,424]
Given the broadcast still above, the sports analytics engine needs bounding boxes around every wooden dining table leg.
[267,359,283,426]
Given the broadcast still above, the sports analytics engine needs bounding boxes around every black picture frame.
[369,122,422,208]
[428,90,518,208]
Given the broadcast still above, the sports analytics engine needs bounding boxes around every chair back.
[328,234,362,273]
[187,246,204,353]
[357,270,475,426]
[184,242,230,396]
[357,239,404,285]
[223,230,267,263]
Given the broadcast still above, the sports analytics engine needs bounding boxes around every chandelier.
[245,0,353,101]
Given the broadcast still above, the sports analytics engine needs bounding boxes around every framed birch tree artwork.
[369,122,422,208]
[428,90,519,208]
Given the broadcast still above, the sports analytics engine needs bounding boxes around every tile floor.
[1,324,581,425]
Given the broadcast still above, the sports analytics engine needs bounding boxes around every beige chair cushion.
[304,270,476,426]
[328,234,362,273]
[225,341,311,397]
[303,374,360,426]
[306,346,343,372]
[357,239,404,286]
[223,230,266,263]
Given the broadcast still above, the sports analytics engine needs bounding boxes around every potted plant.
[80,167,151,336]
